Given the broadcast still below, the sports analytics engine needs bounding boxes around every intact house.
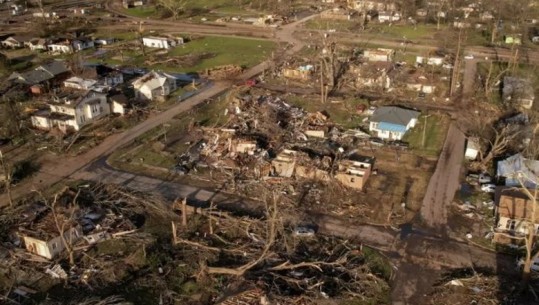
[18,209,82,260]
[282,64,314,81]
[1,35,32,48]
[335,154,374,190]
[351,62,393,90]
[369,106,419,140]
[9,60,70,93]
[47,39,74,54]
[142,36,184,49]
[502,76,535,109]
[363,48,394,62]
[132,71,177,101]
[497,153,539,189]
[493,188,539,244]
[31,90,112,132]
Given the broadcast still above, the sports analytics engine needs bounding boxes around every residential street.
[419,123,465,234]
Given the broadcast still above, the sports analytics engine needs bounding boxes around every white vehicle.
[480,183,496,193]
[478,173,492,184]
[464,54,474,60]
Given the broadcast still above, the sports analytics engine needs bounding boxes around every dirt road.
[419,123,465,234]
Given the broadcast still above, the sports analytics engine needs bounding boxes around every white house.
[19,210,82,260]
[132,71,177,101]
[363,48,395,62]
[31,91,111,132]
[416,56,444,66]
[142,36,184,49]
[48,41,73,54]
[369,106,420,140]
[64,76,97,90]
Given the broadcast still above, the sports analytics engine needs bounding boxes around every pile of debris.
[203,65,243,80]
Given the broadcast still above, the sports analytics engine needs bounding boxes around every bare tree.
[41,188,80,266]
[513,128,539,288]
[155,0,188,19]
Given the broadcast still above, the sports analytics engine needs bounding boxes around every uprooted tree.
[172,193,390,301]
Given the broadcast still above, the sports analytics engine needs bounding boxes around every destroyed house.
[502,76,535,109]
[363,48,394,62]
[351,62,393,89]
[18,210,82,260]
[294,148,333,181]
[493,188,539,244]
[282,64,314,80]
[496,153,539,188]
[335,154,374,189]
[320,7,355,20]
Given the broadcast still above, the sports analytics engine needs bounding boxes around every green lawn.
[367,24,442,41]
[403,114,450,157]
[304,17,362,32]
[163,36,276,73]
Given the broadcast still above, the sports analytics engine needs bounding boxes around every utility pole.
[449,29,463,97]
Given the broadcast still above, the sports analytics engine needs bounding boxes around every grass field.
[367,24,442,41]
[124,6,158,18]
[305,17,362,32]
[164,36,276,73]
[403,113,450,157]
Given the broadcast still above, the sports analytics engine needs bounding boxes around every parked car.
[464,54,474,59]
[480,184,496,193]
[369,137,385,146]
[293,226,315,237]
[478,173,492,184]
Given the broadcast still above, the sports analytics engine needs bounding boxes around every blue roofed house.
[497,153,539,188]
[369,106,420,140]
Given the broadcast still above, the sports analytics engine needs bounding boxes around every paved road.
[419,123,465,234]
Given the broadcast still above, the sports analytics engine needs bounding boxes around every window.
[506,220,517,231]
[52,242,57,250]
[351,178,355,183]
